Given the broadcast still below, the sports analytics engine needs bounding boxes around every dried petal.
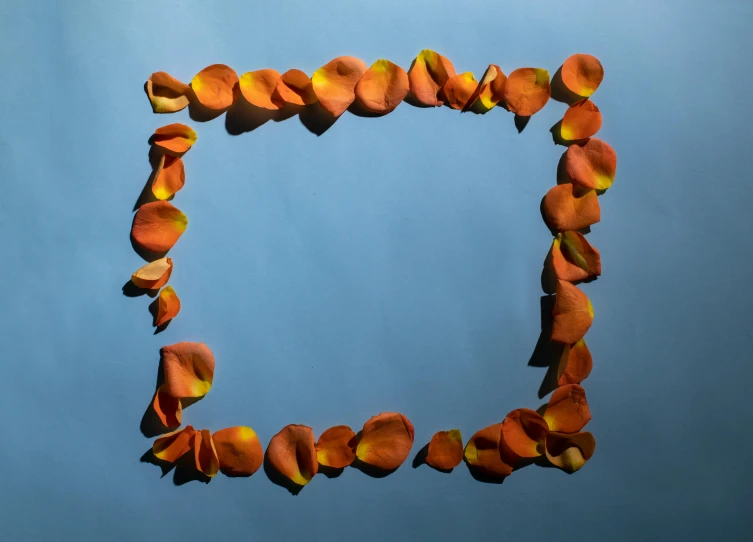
[552,280,594,344]
[407,50,456,107]
[152,385,182,428]
[551,231,601,282]
[146,72,192,113]
[561,99,602,141]
[557,339,593,386]
[500,409,549,459]
[316,425,357,468]
[354,59,409,114]
[542,184,600,232]
[275,69,317,106]
[426,429,463,471]
[191,64,239,110]
[267,424,318,486]
[311,56,367,117]
[152,123,197,156]
[503,68,550,116]
[131,201,188,253]
[156,286,180,327]
[160,342,215,398]
[443,72,478,110]
[545,431,596,473]
[213,426,264,477]
[356,412,415,471]
[543,384,592,433]
[153,426,195,462]
[192,429,219,477]
[466,64,506,112]
[561,54,604,97]
[151,155,185,200]
[564,138,617,191]
[239,69,282,110]
[463,424,513,478]
[131,257,172,289]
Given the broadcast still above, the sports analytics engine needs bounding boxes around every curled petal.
[503,68,550,116]
[463,424,512,478]
[152,123,197,156]
[561,99,602,141]
[316,425,357,468]
[267,424,318,486]
[354,59,409,114]
[544,384,592,433]
[426,429,463,471]
[466,64,506,112]
[191,64,239,110]
[561,54,604,97]
[356,412,415,471]
[160,342,215,398]
[156,286,180,327]
[564,138,617,191]
[545,431,596,473]
[192,429,219,478]
[131,257,172,289]
[407,49,456,107]
[152,155,185,200]
[131,201,188,253]
[213,426,264,477]
[275,69,317,106]
[152,385,182,428]
[551,231,601,282]
[146,72,192,113]
[552,280,594,344]
[443,72,478,110]
[500,409,549,460]
[153,426,195,462]
[239,69,282,110]
[311,56,367,117]
[542,184,600,232]
[557,339,593,386]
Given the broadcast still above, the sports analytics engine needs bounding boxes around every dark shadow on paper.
[550,66,583,106]
[347,99,385,118]
[464,460,506,484]
[148,298,171,334]
[528,295,568,399]
[318,464,345,479]
[174,452,211,485]
[225,98,303,135]
[556,150,571,185]
[514,114,531,133]
[122,280,158,299]
[188,97,227,123]
[133,146,166,212]
[411,443,429,469]
[299,102,339,136]
[350,457,397,478]
[263,453,304,495]
[140,448,175,478]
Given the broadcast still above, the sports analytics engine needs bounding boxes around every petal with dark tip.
[545,431,595,473]
[131,201,187,253]
[131,257,172,289]
[557,339,593,386]
[156,286,180,327]
[552,280,594,344]
[192,429,219,477]
[354,59,409,114]
[561,54,604,97]
[356,412,415,471]
[542,184,600,232]
[311,56,367,117]
[407,49,456,107]
[463,423,513,478]
[500,409,549,460]
[316,425,357,468]
[543,384,592,433]
[503,68,550,116]
[267,424,318,486]
[426,429,463,470]
[275,69,317,106]
[152,385,182,428]
[561,99,602,141]
[443,72,478,110]
[151,155,185,200]
[551,231,601,282]
[160,342,215,398]
[191,64,239,110]
[146,72,192,113]
[153,426,195,462]
[564,138,617,191]
[213,426,264,477]
[239,69,282,110]
[152,123,197,156]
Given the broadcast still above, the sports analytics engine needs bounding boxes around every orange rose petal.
[153,425,195,462]
[146,72,192,114]
[131,257,172,289]
[500,409,549,460]
[564,138,617,191]
[212,426,264,477]
[316,425,357,468]
[542,184,600,232]
[267,424,318,486]
[503,68,551,116]
[160,342,215,398]
[152,123,197,156]
[543,384,592,433]
[192,429,219,478]
[152,385,182,428]
[354,59,409,114]
[557,339,593,386]
[466,64,507,112]
[131,201,188,253]
[443,72,478,110]
[545,431,596,473]
[275,69,317,106]
[551,231,601,282]
[356,412,415,471]
[426,429,463,471]
[561,54,604,98]
[156,286,180,327]
[239,69,282,110]
[561,99,602,141]
[407,49,456,107]
[190,64,239,110]
[311,56,367,117]
[463,423,513,478]
[552,280,594,344]
[152,155,185,200]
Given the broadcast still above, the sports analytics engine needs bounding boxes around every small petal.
[426,429,463,471]
[407,49,456,107]
[191,64,239,110]
[542,184,600,232]
[463,423,513,478]
[500,409,549,460]
[152,123,197,156]
[131,257,172,289]
[131,201,188,253]
[543,384,592,433]
[557,339,593,386]
[354,59,409,114]
[466,64,506,112]
[545,431,596,473]
[156,286,180,327]
[267,424,318,486]
[152,385,182,428]
[561,99,602,141]
[311,56,367,117]
[356,412,415,471]
[564,138,617,191]
[153,425,195,462]
[503,68,550,116]
[146,72,192,113]
[275,69,317,106]
[551,231,601,282]
[151,155,185,200]
[316,425,357,468]
[443,72,478,110]
[213,426,264,477]
[160,342,215,398]
[561,54,604,97]
[552,280,594,344]
[192,429,219,478]
[239,69,282,110]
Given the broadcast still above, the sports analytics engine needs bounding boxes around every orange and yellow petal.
[212,426,264,477]
[152,155,185,200]
[190,64,239,111]
[315,425,357,468]
[463,423,513,478]
[551,231,601,282]
[131,257,172,289]
[542,184,600,232]
[131,201,188,253]
[152,123,197,156]
[311,56,367,117]
[152,385,182,428]
[467,64,506,112]
[275,69,317,106]
[561,99,602,141]
[564,138,617,191]
[543,384,592,433]
[557,339,593,386]
[267,424,318,486]
[561,54,604,98]
[156,286,180,327]
[153,425,195,462]
[160,342,215,398]
[356,412,415,471]
[354,59,409,114]
[443,72,478,110]
[426,429,463,471]
[503,68,550,116]
[239,69,282,110]
[552,280,594,344]
[545,431,596,473]
[407,49,456,107]
[192,429,219,478]
[146,72,192,114]
[500,409,549,460]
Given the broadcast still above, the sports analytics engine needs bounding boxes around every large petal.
[356,412,415,471]
[466,64,506,112]
[561,54,604,98]
[354,59,409,114]
[542,184,600,232]
[156,286,180,327]
[544,431,596,473]
[152,385,182,428]
[213,426,264,477]
[463,423,513,478]
[191,64,239,110]
[152,123,197,156]
[267,424,318,486]
[407,49,456,107]
[239,69,282,110]
[500,409,549,460]
[311,56,367,117]
[131,257,172,289]
[153,426,195,462]
[443,72,478,110]
[275,69,317,106]
[146,72,192,113]
[131,201,188,253]
[503,68,550,116]
[151,155,185,200]
[551,231,601,282]
[557,339,593,386]
[552,280,594,344]
[160,342,215,398]
[564,138,617,191]
[316,425,357,468]
[561,99,602,141]
[426,429,463,471]
[543,384,592,433]
[192,429,219,478]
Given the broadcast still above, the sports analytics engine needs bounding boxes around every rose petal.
[551,231,601,282]
[311,56,367,117]
[545,431,596,473]
[212,426,264,477]
[542,184,600,232]
[267,424,318,486]
[146,72,192,114]
[500,409,549,460]
[192,429,219,478]
[503,68,551,116]
[191,64,239,110]
[316,425,357,468]
[426,429,463,471]
[561,99,602,141]
[463,423,513,478]
[152,123,197,156]
[543,384,592,433]
[356,412,415,471]
[466,64,506,112]
[552,280,594,344]
[151,155,185,200]
[152,385,182,428]
[407,49,456,107]
[131,201,188,253]
[156,286,180,327]
[557,339,593,386]
[239,69,282,110]
[561,54,604,98]
[275,69,317,106]
[354,59,409,114]
[153,425,195,462]
[564,138,617,191]
[131,257,172,289]
[443,72,478,110]
[160,342,215,398]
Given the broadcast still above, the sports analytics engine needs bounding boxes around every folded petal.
[354,59,409,114]
[503,68,550,116]
[407,49,456,107]
[466,64,506,112]
[152,385,182,428]
[463,423,513,478]
[151,155,185,200]
[316,425,357,468]
[153,425,195,462]
[267,424,318,486]
[146,72,192,113]
[426,429,463,471]
[239,69,282,110]
[131,201,188,253]
[542,184,600,232]
[551,231,601,282]
[275,69,317,106]
[564,138,617,191]
[543,384,592,433]
[213,426,264,477]
[156,286,180,327]
[131,257,172,289]
[192,429,219,477]
[356,412,415,471]
[557,339,593,386]
[561,54,604,98]
[552,280,594,344]
[160,342,215,398]
[311,56,367,117]
[561,99,602,141]
[545,431,596,473]
[152,123,197,156]
[500,409,549,460]
[443,72,478,110]
[191,64,239,110]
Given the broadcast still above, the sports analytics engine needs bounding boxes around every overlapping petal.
[354,59,409,114]
[407,49,456,107]
[239,69,282,110]
[267,424,318,486]
[152,385,182,428]
[275,69,317,106]
[542,184,600,232]
[426,429,463,471]
[131,201,188,253]
[500,409,549,460]
[356,412,415,471]
[193,429,220,477]
[316,425,357,469]
[551,231,601,282]
[151,155,185,200]
[191,64,239,110]
[156,286,180,327]
[213,426,264,477]
[561,99,602,141]
[463,424,512,478]
[146,72,192,113]
[131,257,172,289]
[465,64,506,112]
[544,431,596,473]
[557,339,593,386]
[152,123,197,156]
[311,56,367,117]
[564,138,617,191]
[160,342,215,398]
[561,54,604,98]
[503,68,550,116]
[552,280,594,344]
[543,384,592,433]
[443,72,478,110]
[153,425,195,462]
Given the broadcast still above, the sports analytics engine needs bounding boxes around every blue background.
[2,0,752,540]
